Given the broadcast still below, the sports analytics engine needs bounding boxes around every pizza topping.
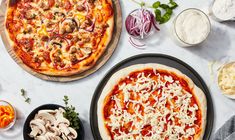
[25,12,36,20]
[70,54,78,65]
[81,47,92,55]
[77,5,85,11]
[103,69,201,140]
[39,0,55,10]
[60,18,78,34]
[20,38,34,52]
[70,47,77,54]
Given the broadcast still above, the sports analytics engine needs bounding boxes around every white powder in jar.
[212,0,235,20]
[175,9,210,45]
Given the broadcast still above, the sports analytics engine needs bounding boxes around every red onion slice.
[125,9,159,40]
[129,37,146,49]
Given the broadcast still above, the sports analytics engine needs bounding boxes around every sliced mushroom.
[54,108,70,126]
[45,121,61,136]
[25,12,36,20]
[30,120,46,136]
[60,18,78,34]
[29,126,41,138]
[68,127,78,139]
[80,47,92,55]
[62,133,69,140]
[70,47,77,54]
[58,123,70,136]
[44,132,62,140]
[36,112,56,125]
[35,135,47,140]
[38,110,57,114]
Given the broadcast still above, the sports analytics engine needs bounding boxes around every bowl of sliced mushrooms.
[23,103,84,140]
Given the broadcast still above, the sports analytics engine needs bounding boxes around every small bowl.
[125,8,155,40]
[217,62,235,99]
[209,0,235,22]
[172,8,211,47]
[23,104,84,140]
[0,100,16,131]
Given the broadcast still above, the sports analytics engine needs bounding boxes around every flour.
[175,9,210,45]
[212,0,235,20]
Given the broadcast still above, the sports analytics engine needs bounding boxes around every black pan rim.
[90,53,214,140]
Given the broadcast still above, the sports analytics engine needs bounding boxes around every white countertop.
[0,0,235,139]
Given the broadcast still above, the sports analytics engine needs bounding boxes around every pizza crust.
[97,63,207,140]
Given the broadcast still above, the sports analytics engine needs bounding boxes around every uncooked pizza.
[5,0,114,76]
[98,64,207,140]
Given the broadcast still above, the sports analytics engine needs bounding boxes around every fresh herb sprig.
[152,0,178,24]
[63,95,80,130]
[130,0,178,24]
[20,89,31,104]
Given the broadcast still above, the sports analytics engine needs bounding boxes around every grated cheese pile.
[218,62,235,95]
[105,70,200,140]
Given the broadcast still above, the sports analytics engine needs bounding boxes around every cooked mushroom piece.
[60,18,78,34]
[83,37,90,43]
[70,47,77,54]
[39,0,55,10]
[25,12,36,20]
[80,47,92,55]
[70,54,78,64]
[52,42,62,48]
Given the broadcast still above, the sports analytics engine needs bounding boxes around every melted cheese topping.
[104,70,200,140]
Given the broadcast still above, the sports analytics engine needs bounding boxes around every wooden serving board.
[0,0,122,82]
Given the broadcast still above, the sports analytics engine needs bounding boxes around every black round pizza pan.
[90,53,214,140]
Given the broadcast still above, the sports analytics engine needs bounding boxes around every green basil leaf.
[154,9,162,22]
[169,0,178,9]
[166,8,172,15]
[170,2,178,9]
[152,1,160,8]
[160,12,172,24]
[160,4,170,9]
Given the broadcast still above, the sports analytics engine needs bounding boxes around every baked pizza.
[98,64,207,140]
[5,0,114,76]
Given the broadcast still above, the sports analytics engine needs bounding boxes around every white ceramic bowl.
[0,100,16,131]
[172,8,211,47]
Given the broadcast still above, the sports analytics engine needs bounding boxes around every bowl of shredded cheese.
[0,100,16,131]
[172,8,211,47]
[218,62,235,98]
